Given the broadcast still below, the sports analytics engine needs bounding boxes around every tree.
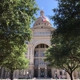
[52,0,80,39]
[3,52,29,80]
[46,0,80,80]
[45,35,80,80]
[51,0,80,66]
[0,0,38,64]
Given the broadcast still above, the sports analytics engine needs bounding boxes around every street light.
[27,71,29,80]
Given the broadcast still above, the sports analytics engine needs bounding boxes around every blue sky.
[31,0,58,28]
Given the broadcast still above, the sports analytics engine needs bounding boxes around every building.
[0,10,80,79]
[26,10,54,78]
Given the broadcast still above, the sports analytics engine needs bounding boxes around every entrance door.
[34,69,38,77]
[47,69,52,78]
[40,68,45,77]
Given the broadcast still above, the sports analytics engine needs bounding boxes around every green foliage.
[51,0,80,64]
[46,35,80,68]
[0,0,39,64]
[3,52,29,70]
[46,0,80,80]
[52,0,80,38]
[45,35,80,80]
[3,51,29,80]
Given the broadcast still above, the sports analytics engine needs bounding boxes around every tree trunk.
[69,72,73,80]
[10,69,14,80]
[0,67,3,80]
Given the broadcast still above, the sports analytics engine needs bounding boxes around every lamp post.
[27,71,29,80]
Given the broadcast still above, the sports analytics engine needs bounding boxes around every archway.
[34,44,51,78]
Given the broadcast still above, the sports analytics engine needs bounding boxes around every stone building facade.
[25,10,54,78]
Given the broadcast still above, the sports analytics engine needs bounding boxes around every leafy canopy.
[52,0,80,38]
[0,0,39,64]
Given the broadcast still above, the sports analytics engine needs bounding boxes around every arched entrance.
[34,44,52,78]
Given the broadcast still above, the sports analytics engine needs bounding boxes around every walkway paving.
[0,79,80,80]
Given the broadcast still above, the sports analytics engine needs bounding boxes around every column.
[27,48,29,59]
[29,48,31,64]
[31,47,34,65]
[57,69,60,78]
[30,48,32,62]
[45,67,47,78]
[13,71,15,78]
[31,68,34,78]
[75,71,78,79]
[62,69,66,79]
[1,68,4,79]
[16,70,19,79]
[52,68,55,78]
[38,67,40,78]
[66,73,70,79]
[73,70,77,79]
[39,49,40,65]
[29,47,33,65]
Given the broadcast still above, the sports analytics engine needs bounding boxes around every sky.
[31,0,58,28]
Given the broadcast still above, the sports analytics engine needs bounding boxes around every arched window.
[35,44,49,48]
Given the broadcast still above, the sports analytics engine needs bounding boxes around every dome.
[33,10,52,27]
[35,16,50,22]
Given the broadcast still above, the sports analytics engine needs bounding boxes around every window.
[60,71,62,75]
[35,45,39,48]
[40,44,45,48]
[34,59,39,65]
[35,44,48,48]
[40,59,45,65]
[46,45,48,48]
[34,51,38,57]
[40,51,44,57]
